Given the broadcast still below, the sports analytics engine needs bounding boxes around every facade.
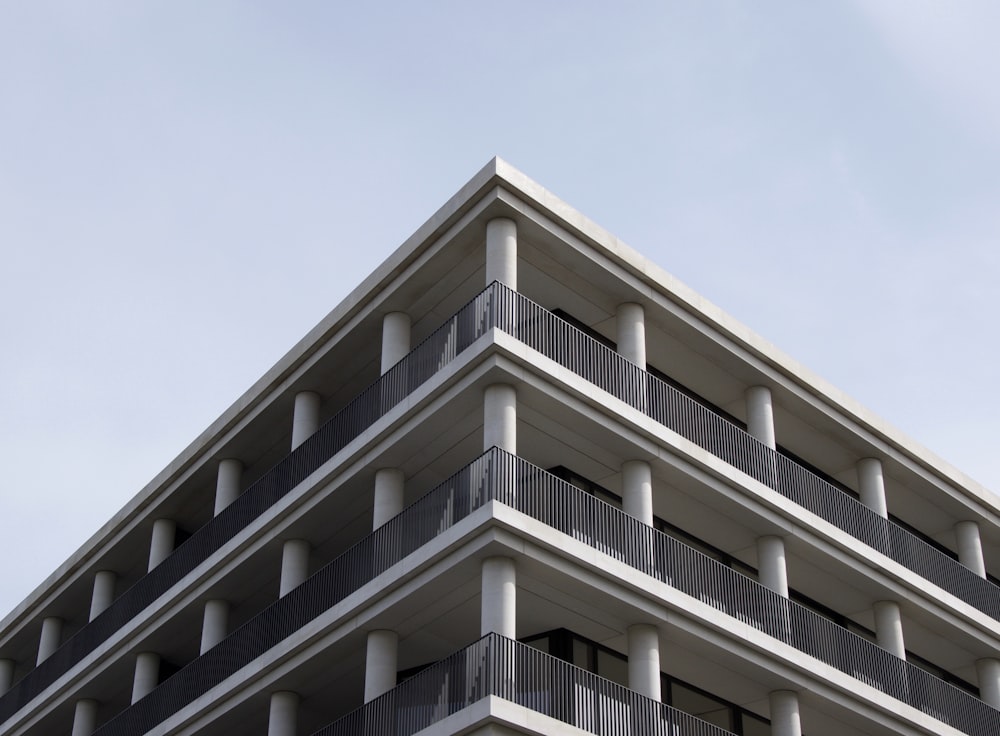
[1,158,999,736]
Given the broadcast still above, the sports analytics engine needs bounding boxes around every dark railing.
[90,451,998,736]
[315,633,734,736]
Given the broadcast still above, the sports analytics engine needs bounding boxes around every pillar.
[268,690,299,736]
[0,658,14,695]
[757,536,789,598]
[364,629,399,702]
[622,460,653,526]
[373,468,405,530]
[214,458,243,516]
[381,312,412,374]
[627,623,661,701]
[483,384,516,453]
[481,557,516,637]
[856,458,888,518]
[955,520,987,578]
[147,518,176,572]
[71,698,99,736]
[291,391,321,450]
[200,599,230,654]
[616,303,646,367]
[280,539,310,597]
[976,657,1000,708]
[873,600,906,659]
[37,616,63,665]
[486,218,517,289]
[769,690,802,736]
[745,386,776,449]
[131,651,160,703]
[89,571,117,621]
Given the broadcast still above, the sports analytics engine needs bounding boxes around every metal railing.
[314,633,734,736]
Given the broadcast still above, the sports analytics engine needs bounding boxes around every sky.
[1,2,998,617]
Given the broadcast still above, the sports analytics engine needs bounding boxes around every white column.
[381,312,412,374]
[976,657,1000,708]
[616,303,646,367]
[89,570,117,621]
[627,623,661,701]
[131,651,160,703]
[769,690,802,736]
[486,218,517,289]
[148,518,176,572]
[37,616,63,665]
[483,384,516,453]
[373,468,405,530]
[481,557,516,637]
[0,658,14,694]
[622,460,653,526]
[745,386,776,449]
[291,391,321,450]
[856,458,888,518]
[364,629,398,702]
[200,599,230,654]
[955,520,987,578]
[71,698,99,736]
[280,539,310,597]
[268,690,299,736]
[874,600,906,659]
[757,536,789,598]
[214,458,243,516]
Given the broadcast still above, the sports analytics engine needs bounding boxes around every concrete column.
[381,312,412,374]
[131,651,160,703]
[71,698,99,736]
[200,599,230,654]
[482,557,516,637]
[0,658,14,694]
[483,384,516,453]
[280,539,310,597]
[745,386,776,450]
[757,536,789,598]
[955,520,987,578]
[37,616,63,665]
[874,600,906,659]
[291,391,321,450]
[627,623,661,701]
[616,303,646,367]
[769,690,802,736]
[486,218,517,289]
[622,460,653,526]
[214,458,243,516]
[856,458,888,518]
[364,629,398,702]
[147,518,176,572]
[373,468,405,530]
[89,571,117,621]
[267,690,299,736]
[976,657,1000,708]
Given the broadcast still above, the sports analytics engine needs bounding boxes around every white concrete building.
[1,159,999,736]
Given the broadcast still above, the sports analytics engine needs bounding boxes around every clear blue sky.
[2,2,998,616]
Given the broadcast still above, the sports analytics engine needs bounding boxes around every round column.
[976,658,1000,708]
[147,518,176,572]
[37,616,63,665]
[89,571,117,621]
[483,384,516,453]
[622,460,653,526]
[616,303,646,367]
[71,698,99,736]
[757,536,789,598]
[200,599,230,654]
[955,520,987,578]
[856,458,888,518]
[745,386,776,449]
[769,690,802,736]
[215,458,243,516]
[131,651,160,703]
[268,691,300,736]
[280,539,310,597]
[481,557,516,638]
[364,629,399,702]
[0,658,14,695]
[873,600,906,659]
[486,218,517,289]
[381,312,412,374]
[373,468,405,530]
[291,391,321,450]
[627,623,661,701]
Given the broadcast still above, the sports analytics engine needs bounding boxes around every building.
[1,158,999,736]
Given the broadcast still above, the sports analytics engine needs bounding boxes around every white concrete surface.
[372,468,405,530]
[955,520,986,578]
[0,658,13,694]
[381,311,411,374]
[214,458,243,516]
[486,217,517,289]
[757,535,789,598]
[745,385,776,449]
[131,651,160,703]
[291,391,321,450]
[621,460,653,525]
[976,657,1000,708]
[200,599,229,654]
[36,616,62,665]
[616,302,646,367]
[363,629,398,702]
[627,623,661,700]
[267,690,299,736]
[483,384,516,453]
[482,556,516,637]
[873,600,906,660]
[770,690,802,736]
[71,698,98,736]
[857,458,888,518]
[279,539,310,597]
[147,518,176,572]
[89,571,116,621]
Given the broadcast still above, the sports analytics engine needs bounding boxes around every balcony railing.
[314,633,734,736]
[88,451,998,736]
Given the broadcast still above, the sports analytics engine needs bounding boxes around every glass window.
[596,648,628,687]
[670,682,734,730]
[740,711,772,736]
